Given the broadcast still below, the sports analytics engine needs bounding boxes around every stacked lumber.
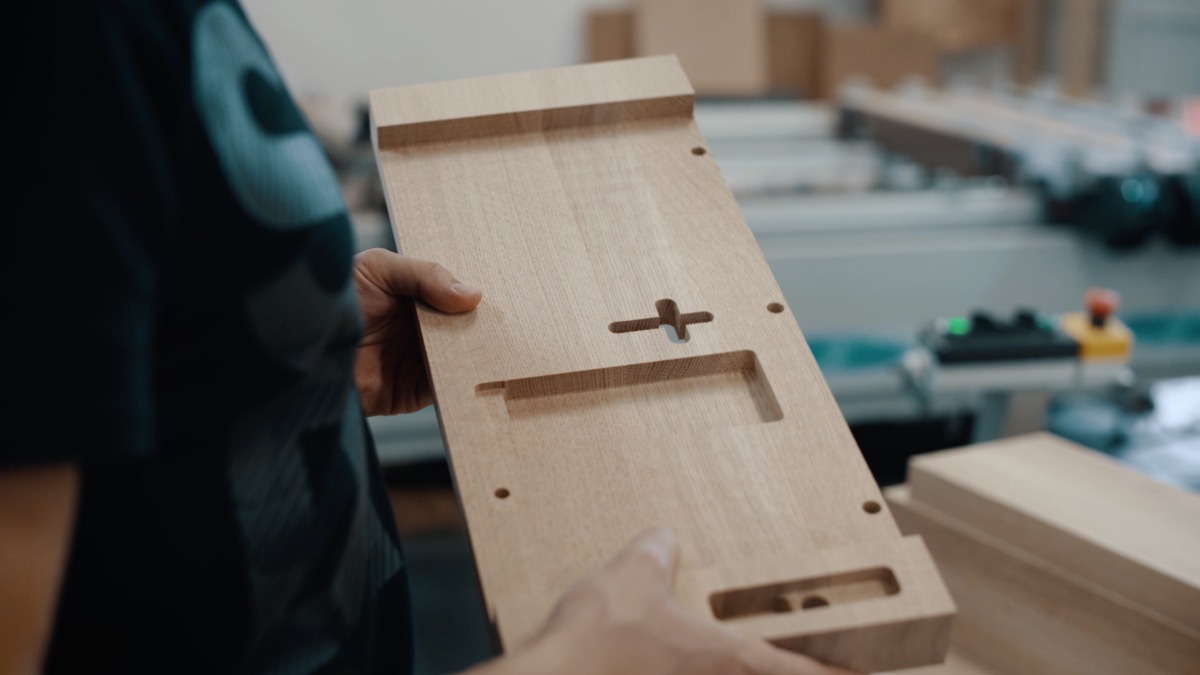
[884,432,1200,674]
[587,2,821,97]
[584,0,1041,99]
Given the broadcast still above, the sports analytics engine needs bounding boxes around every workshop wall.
[241,0,871,97]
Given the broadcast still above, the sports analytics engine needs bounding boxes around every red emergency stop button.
[1086,288,1120,328]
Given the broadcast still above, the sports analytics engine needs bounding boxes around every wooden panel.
[888,486,1200,674]
[819,24,939,99]
[635,0,769,96]
[586,8,635,63]
[908,432,1200,635]
[767,12,823,96]
[1061,0,1106,98]
[370,56,954,671]
[1012,0,1046,87]
[585,8,824,96]
[882,0,1018,53]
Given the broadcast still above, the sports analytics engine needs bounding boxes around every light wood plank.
[888,485,1200,674]
[908,432,1200,636]
[634,0,769,96]
[767,12,823,97]
[882,0,1018,53]
[819,24,940,99]
[586,9,635,64]
[370,56,954,672]
[1012,0,1046,87]
[1060,0,1106,99]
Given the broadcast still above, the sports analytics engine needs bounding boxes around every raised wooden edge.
[370,56,694,149]
[675,536,956,672]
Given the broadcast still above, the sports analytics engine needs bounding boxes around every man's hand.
[353,249,482,416]
[467,528,859,675]
[1,464,79,675]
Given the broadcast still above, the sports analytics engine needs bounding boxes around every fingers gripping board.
[370,56,954,672]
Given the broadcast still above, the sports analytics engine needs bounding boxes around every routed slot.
[710,567,901,621]
[609,298,714,342]
[475,350,782,427]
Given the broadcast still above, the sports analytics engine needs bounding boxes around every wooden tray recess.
[370,56,954,672]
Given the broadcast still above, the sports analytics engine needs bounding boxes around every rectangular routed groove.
[711,567,902,620]
[476,351,783,427]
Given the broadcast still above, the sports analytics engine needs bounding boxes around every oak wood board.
[370,56,954,672]
[908,432,1200,636]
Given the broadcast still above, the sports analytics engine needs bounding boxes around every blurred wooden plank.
[635,0,769,96]
[1012,0,1046,86]
[888,485,1200,674]
[908,432,1200,636]
[586,8,635,63]
[1061,0,1106,98]
[819,24,939,99]
[767,12,823,96]
[882,0,1018,53]
[389,487,465,536]
[587,8,824,96]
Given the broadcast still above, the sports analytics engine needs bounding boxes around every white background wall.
[241,0,870,99]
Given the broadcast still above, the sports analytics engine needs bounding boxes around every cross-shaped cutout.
[608,299,714,343]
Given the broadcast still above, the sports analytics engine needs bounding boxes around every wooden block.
[908,432,1200,636]
[634,0,769,96]
[887,486,1200,674]
[369,56,954,671]
[1060,0,1105,98]
[819,24,939,99]
[767,12,823,96]
[586,8,635,63]
[882,0,1018,53]
[585,8,824,96]
[1012,0,1046,87]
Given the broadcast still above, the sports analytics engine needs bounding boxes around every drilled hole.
[767,303,785,314]
[692,146,707,156]
[801,595,830,609]
[863,500,881,514]
[495,488,510,499]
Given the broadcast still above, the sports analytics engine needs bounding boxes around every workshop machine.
[837,82,1200,249]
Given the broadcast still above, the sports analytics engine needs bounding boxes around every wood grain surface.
[819,24,939,99]
[585,8,635,64]
[370,56,953,672]
[634,0,769,96]
[908,432,1200,637]
[888,485,1200,674]
[585,8,824,97]
[882,0,1018,53]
